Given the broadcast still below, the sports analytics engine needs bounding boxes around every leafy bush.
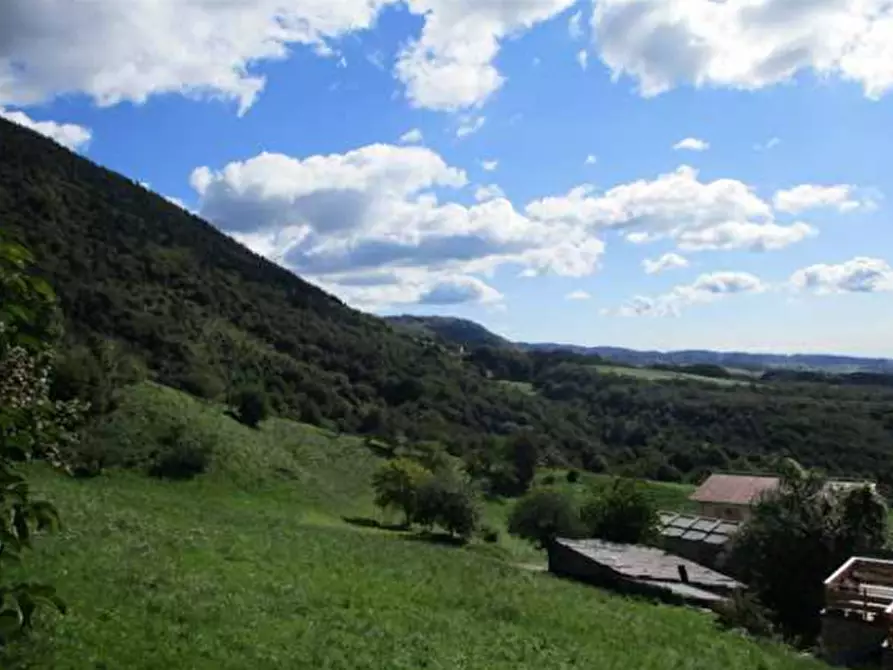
[372,458,432,525]
[566,469,580,484]
[508,489,582,548]
[234,388,269,428]
[148,422,212,480]
[580,478,658,544]
[413,473,480,541]
[715,591,777,640]
[478,525,500,543]
[0,235,77,639]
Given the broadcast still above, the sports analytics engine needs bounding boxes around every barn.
[548,538,742,608]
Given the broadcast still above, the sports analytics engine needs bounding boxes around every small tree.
[234,387,269,428]
[726,464,889,645]
[508,488,581,549]
[0,235,80,639]
[371,458,432,525]
[413,473,480,541]
[581,478,657,544]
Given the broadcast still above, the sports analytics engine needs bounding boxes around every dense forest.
[3,116,893,488]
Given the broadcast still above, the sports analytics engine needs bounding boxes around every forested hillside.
[3,117,893,487]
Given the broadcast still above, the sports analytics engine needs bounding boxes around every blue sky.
[2,0,893,355]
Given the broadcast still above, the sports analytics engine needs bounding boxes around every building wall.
[696,502,751,522]
[820,612,887,666]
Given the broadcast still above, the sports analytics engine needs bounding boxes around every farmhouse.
[821,556,893,668]
[689,472,876,522]
[548,538,742,609]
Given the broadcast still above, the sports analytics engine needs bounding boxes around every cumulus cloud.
[192,143,607,309]
[0,107,91,150]
[591,0,893,100]
[585,154,598,165]
[475,184,505,202]
[456,115,486,138]
[395,0,578,110]
[791,257,893,294]
[773,184,864,214]
[419,276,503,305]
[566,290,591,300]
[481,159,499,171]
[617,271,766,317]
[577,50,589,70]
[526,165,812,253]
[0,0,395,114]
[399,128,424,144]
[0,0,577,114]
[673,137,709,152]
[643,252,689,275]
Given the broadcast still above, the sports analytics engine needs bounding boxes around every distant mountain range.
[385,315,893,374]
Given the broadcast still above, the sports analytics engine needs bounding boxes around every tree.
[371,459,432,525]
[234,387,269,428]
[0,235,79,640]
[413,472,480,541]
[581,478,658,544]
[726,463,889,645]
[508,488,582,549]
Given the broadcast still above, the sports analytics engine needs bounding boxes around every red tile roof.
[690,474,780,506]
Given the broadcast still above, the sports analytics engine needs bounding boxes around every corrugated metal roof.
[689,473,780,505]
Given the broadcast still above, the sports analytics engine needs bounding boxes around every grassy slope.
[7,384,823,669]
[595,365,749,387]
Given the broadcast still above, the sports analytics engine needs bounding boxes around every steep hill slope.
[0,117,580,446]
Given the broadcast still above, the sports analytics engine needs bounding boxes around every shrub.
[234,387,269,428]
[581,478,658,545]
[148,422,212,480]
[372,458,432,525]
[413,473,480,541]
[541,474,556,485]
[715,591,777,640]
[478,525,500,544]
[508,489,582,549]
[566,469,580,484]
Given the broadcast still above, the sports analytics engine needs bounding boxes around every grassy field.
[4,383,825,669]
[595,365,750,387]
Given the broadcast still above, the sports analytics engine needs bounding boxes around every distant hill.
[520,343,893,374]
[385,315,511,348]
[382,317,893,373]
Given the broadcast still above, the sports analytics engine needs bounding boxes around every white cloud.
[584,154,598,165]
[673,137,709,152]
[0,0,577,114]
[192,143,607,309]
[773,184,864,214]
[755,137,781,152]
[456,115,486,138]
[566,289,591,300]
[399,128,424,144]
[643,252,689,275]
[526,165,811,253]
[676,221,816,251]
[395,0,578,110]
[0,107,92,150]
[481,159,499,171]
[617,271,766,317]
[577,50,589,70]
[475,184,505,202]
[569,10,584,39]
[419,276,503,305]
[0,0,395,114]
[591,0,893,100]
[791,257,893,294]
